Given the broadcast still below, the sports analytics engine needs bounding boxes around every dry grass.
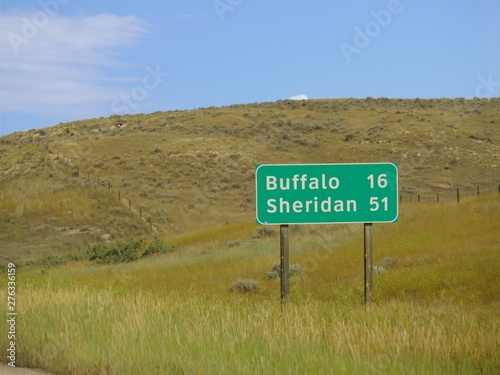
[1,195,498,374]
[0,178,148,262]
[3,286,499,374]
[1,98,499,262]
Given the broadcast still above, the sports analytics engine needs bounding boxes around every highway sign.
[255,163,398,225]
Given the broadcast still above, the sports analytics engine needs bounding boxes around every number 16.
[368,174,388,189]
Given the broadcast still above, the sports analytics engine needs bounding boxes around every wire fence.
[399,184,500,204]
[55,150,500,233]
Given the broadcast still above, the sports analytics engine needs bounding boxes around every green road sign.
[255,163,398,225]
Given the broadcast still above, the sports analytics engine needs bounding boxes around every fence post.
[477,185,480,197]
[457,188,460,203]
[437,192,440,203]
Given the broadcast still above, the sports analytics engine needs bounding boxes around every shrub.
[142,239,175,258]
[88,244,110,263]
[254,227,277,239]
[89,239,176,263]
[39,255,63,268]
[267,264,280,279]
[290,263,303,277]
[229,279,259,293]
[267,263,303,279]
[89,239,143,264]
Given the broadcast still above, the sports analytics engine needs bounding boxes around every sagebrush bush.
[267,264,280,279]
[229,279,259,293]
[267,263,303,279]
[290,263,303,277]
[254,227,277,239]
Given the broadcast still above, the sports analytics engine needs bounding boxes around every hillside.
[1,98,499,262]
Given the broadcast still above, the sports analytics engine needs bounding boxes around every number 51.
[370,197,388,211]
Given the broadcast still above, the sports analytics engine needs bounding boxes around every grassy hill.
[1,98,499,263]
[0,97,499,374]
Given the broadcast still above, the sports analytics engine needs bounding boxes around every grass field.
[1,195,499,374]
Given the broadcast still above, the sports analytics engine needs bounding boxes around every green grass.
[1,195,499,374]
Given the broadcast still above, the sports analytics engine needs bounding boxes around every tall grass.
[5,285,499,374]
[1,195,499,374]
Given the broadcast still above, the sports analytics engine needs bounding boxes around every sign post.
[364,223,373,305]
[280,225,289,306]
[255,163,398,305]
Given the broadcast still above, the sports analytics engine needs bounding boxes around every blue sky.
[1,0,499,135]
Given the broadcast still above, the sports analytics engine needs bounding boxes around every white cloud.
[0,11,149,117]
[288,94,308,100]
